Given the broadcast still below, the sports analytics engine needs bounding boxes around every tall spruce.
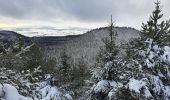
[93,15,118,81]
[141,0,170,46]
[139,0,170,77]
[58,48,73,85]
[125,1,170,99]
[127,1,170,58]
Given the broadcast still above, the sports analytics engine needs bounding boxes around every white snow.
[164,86,170,99]
[149,75,163,95]
[128,78,146,93]
[93,80,110,93]
[93,80,119,96]
[0,83,63,100]
[143,87,152,98]
[19,95,32,100]
[0,84,4,97]
[145,58,155,68]
[104,61,113,69]
[93,80,120,100]
[108,90,114,100]
[109,81,117,87]
[145,38,153,54]
[39,85,61,100]
[107,82,122,100]
[3,84,20,100]
[65,93,73,100]
[163,46,170,62]
[164,46,170,52]
[128,78,154,98]
[141,39,170,71]
[153,45,159,51]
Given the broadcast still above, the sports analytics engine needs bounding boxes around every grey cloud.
[0,0,169,28]
[0,0,61,20]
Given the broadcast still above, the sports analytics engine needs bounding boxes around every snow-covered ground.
[0,68,72,100]
[0,83,63,100]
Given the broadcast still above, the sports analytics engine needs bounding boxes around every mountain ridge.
[43,26,141,65]
[0,27,141,65]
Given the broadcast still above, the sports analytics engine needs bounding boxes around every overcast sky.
[0,0,170,30]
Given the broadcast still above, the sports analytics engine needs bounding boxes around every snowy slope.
[0,31,21,42]
[44,27,141,65]
[0,27,140,65]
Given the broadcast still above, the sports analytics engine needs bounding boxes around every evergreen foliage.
[58,48,73,85]
[93,15,119,81]
[1,1,170,100]
[124,1,170,99]
[141,1,170,46]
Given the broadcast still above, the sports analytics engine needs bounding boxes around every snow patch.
[163,46,170,62]
[3,84,20,100]
[128,78,146,93]
[164,86,170,99]
[93,80,110,93]
[143,87,152,98]
[149,75,163,95]
[65,93,73,100]
[0,84,4,97]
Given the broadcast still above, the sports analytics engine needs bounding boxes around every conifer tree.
[127,1,170,59]
[125,1,170,99]
[93,15,119,81]
[21,44,44,71]
[138,1,170,78]
[73,57,88,87]
[0,36,25,69]
[141,0,170,46]
[58,48,73,85]
[18,36,25,49]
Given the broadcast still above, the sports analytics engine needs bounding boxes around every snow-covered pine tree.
[92,15,119,82]
[12,36,25,53]
[18,43,47,83]
[0,36,25,69]
[141,1,170,46]
[139,0,170,81]
[127,0,170,59]
[20,44,44,70]
[89,16,123,100]
[126,1,170,99]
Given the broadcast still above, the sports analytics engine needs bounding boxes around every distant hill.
[43,27,141,65]
[0,31,23,42]
[0,30,80,45]
[0,30,32,45]
[0,27,141,66]
[31,35,81,45]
